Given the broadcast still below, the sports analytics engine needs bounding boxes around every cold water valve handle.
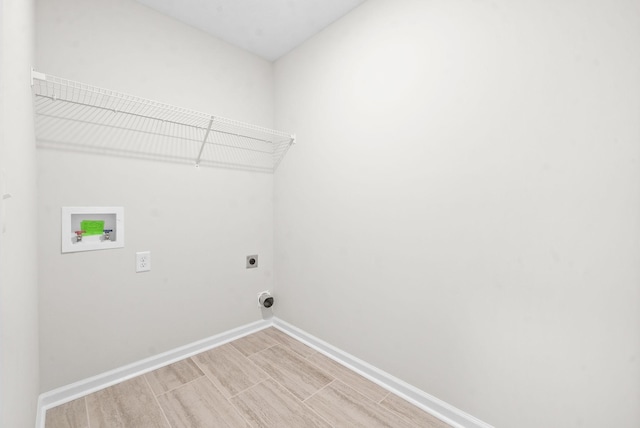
[103,229,113,241]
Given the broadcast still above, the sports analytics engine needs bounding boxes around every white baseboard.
[36,317,492,428]
[272,318,493,428]
[35,319,271,428]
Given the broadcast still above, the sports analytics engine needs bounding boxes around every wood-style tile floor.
[45,327,452,428]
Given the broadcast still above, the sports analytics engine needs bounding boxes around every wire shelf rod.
[35,94,209,133]
[37,113,283,156]
[36,114,202,144]
[36,85,289,137]
[35,94,283,146]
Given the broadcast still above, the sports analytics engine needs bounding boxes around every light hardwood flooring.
[45,327,452,428]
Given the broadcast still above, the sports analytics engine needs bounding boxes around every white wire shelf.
[31,70,295,172]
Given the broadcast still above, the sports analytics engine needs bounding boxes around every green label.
[80,220,105,236]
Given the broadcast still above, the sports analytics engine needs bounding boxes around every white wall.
[36,0,275,391]
[274,1,640,427]
[0,0,40,426]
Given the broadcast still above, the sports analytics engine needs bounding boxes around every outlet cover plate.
[136,251,151,272]
[246,255,258,268]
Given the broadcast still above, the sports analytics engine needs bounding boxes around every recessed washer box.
[61,206,124,253]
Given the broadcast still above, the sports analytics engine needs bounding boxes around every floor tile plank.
[85,376,169,428]
[380,393,453,428]
[249,345,333,401]
[193,343,269,398]
[307,352,389,403]
[157,376,250,427]
[262,328,317,358]
[305,380,415,428]
[45,398,88,428]
[230,379,331,428]
[230,330,278,357]
[145,358,204,395]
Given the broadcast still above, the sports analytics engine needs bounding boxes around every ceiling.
[136,0,367,61]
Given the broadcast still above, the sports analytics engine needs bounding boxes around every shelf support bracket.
[195,116,214,167]
[31,68,46,86]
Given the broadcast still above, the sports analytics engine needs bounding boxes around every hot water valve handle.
[74,230,85,242]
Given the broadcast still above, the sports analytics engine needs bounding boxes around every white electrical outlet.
[136,251,151,272]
